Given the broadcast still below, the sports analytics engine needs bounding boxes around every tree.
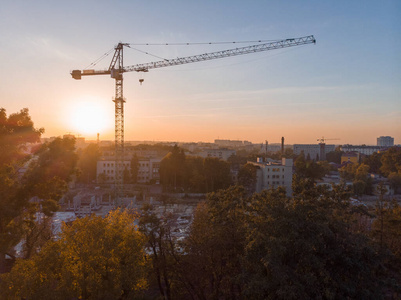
[178,184,392,299]
[1,210,148,299]
[340,163,373,195]
[160,145,186,190]
[227,154,247,169]
[77,143,100,184]
[203,157,231,193]
[243,187,389,299]
[0,109,44,269]
[353,179,367,197]
[181,186,247,299]
[326,149,343,164]
[380,147,401,177]
[388,172,401,194]
[139,204,177,300]
[0,109,78,271]
[295,154,327,180]
[185,156,206,192]
[0,108,43,166]
[238,163,259,194]
[363,151,383,174]
[371,184,401,259]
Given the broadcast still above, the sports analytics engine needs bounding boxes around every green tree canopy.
[179,184,392,299]
[238,163,259,194]
[1,210,148,299]
[0,109,78,269]
[0,108,43,166]
[295,153,327,180]
[380,147,401,177]
[77,143,100,184]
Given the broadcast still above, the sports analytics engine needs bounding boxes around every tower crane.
[71,35,316,203]
[317,137,340,144]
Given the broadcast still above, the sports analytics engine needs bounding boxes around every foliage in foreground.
[137,184,399,299]
[2,184,401,299]
[1,210,148,300]
[174,186,393,299]
[0,108,78,267]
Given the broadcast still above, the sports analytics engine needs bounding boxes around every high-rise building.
[377,136,394,147]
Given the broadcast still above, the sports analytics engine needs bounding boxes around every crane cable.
[84,48,115,70]
[84,38,296,69]
[125,39,285,64]
[125,45,169,61]
[128,39,283,46]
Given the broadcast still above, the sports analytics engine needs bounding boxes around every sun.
[69,98,111,137]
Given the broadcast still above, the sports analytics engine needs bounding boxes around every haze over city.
[1,1,399,144]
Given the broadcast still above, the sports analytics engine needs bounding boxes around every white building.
[97,157,162,184]
[377,136,394,147]
[136,157,161,183]
[197,148,236,161]
[340,145,388,156]
[249,157,293,196]
[214,139,243,147]
[97,160,131,183]
[293,144,335,161]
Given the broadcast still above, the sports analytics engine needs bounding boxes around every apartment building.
[248,157,293,196]
[97,157,162,184]
[377,136,394,147]
[293,144,335,161]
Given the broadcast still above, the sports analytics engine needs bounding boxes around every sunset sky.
[1,1,400,145]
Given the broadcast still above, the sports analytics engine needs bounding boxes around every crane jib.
[126,35,315,72]
[71,35,315,78]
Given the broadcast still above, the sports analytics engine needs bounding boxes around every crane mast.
[110,43,127,203]
[71,35,315,204]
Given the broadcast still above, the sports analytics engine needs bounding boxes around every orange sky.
[1,1,400,145]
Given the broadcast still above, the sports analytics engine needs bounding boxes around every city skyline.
[1,1,400,145]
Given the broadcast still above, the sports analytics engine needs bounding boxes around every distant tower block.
[377,136,394,147]
[97,133,100,144]
[281,137,285,154]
